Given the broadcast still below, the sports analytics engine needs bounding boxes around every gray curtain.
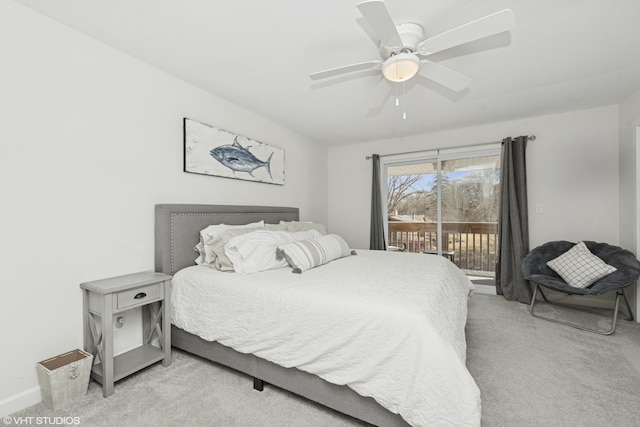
[370,154,387,250]
[496,136,530,303]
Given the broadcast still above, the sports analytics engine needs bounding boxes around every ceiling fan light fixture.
[382,53,420,82]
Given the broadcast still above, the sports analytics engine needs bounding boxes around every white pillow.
[278,221,328,235]
[206,227,267,271]
[546,241,617,288]
[196,221,264,264]
[277,234,355,273]
[224,230,322,274]
[194,242,206,265]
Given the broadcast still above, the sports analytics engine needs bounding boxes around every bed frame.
[154,204,409,427]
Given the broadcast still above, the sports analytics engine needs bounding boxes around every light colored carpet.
[466,294,640,427]
[12,294,640,426]
[13,350,365,427]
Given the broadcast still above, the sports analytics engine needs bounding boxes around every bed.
[154,204,480,427]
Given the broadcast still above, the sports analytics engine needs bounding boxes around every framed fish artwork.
[183,118,285,185]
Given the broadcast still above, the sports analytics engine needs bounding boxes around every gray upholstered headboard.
[154,204,299,275]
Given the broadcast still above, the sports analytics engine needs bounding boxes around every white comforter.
[171,250,481,427]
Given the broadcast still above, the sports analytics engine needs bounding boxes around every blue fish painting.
[210,137,273,178]
[183,118,284,185]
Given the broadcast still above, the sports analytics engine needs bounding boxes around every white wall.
[0,2,327,415]
[328,105,620,251]
[618,88,640,318]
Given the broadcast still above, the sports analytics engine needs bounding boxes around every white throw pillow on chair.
[546,241,617,288]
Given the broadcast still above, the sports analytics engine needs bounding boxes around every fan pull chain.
[402,81,407,120]
[393,82,407,119]
[395,59,400,107]
[395,76,400,107]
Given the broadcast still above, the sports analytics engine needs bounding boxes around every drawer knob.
[134,292,147,299]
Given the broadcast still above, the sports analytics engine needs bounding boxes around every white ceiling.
[13,0,640,146]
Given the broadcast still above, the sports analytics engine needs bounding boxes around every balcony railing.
[388,221,498,273]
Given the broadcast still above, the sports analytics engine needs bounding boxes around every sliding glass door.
[384,149,501,280]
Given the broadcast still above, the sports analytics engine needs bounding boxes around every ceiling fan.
[310,0,515,93]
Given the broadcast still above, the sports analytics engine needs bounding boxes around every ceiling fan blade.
[419,60,472,92]
[369,77,392,108]
[366,78,393,117]
[416,9,515,56]
[310,60,382,80]
[357,0,403,51]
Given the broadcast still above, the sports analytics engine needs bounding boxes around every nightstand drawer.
[117,284,161,310]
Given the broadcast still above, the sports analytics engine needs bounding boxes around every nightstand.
[80,271,172,397]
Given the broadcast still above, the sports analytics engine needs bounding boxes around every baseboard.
[0,386,41,418]
[473,284,497,295]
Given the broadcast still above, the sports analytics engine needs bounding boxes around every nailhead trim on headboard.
[170,212,233,275]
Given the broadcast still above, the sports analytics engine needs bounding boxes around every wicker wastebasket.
[36,349,93,409]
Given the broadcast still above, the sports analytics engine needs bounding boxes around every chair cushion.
[546,241,617,288]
